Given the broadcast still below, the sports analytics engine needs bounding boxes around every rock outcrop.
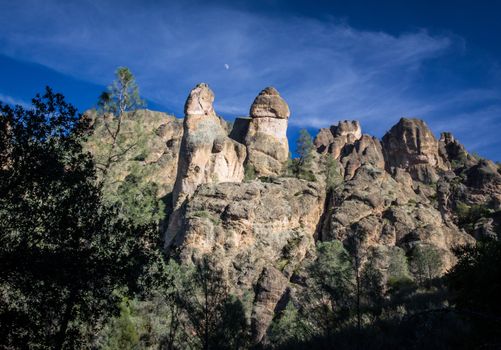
[319,163,474,270]
[313,120,384,180]
[84,109,183,197]
[244,87,290,177]
[382,118,448,183]
[172,178,324,339]
[86,83,501,345]
[166,84,247,246]
[171,83,247,209]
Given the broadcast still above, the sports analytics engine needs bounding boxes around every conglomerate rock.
[170,178,324,340]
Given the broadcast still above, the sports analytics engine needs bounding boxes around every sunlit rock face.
[170,178,325,342]
[382,117,448,183]
[244,87,290,177]
[166,83,246,246]
[171,83,246,208]
[314,120,383,180]
[146,83,501,343]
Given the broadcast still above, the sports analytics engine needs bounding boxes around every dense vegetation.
[1,82,501,349]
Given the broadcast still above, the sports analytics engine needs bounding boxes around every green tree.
[181,257,249,350]
[0,88,156,349]
[116,174,165,225]
[268,301,313,348]
[448,240,501,345]
[96,66,145,179]
[295,129,316,181]
[387,247,413,289]
[89,68,166,226]
[101,298,140,350]
[308,240,355,329]
[410,244,443,288]
[360,255,385,318]
[325,155,342,190]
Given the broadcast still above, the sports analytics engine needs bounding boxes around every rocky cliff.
[86,83,501,343]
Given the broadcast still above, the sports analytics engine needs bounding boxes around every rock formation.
[83,109,184,197]
[165,83,247,246]
[172,178,324,341]
[86,83,501,344]
[313,120,384,179]
[244,87,290,177]
[171,83,246,209]
[382,118,448,183]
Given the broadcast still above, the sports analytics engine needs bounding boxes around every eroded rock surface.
[172,178,324,339]
[85,83,501,345]
[244,87,290,176]
[171,83,246,209]
[84,109,183,197]
[382,118,448,183]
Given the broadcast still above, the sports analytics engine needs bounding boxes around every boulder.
[249,87,290,119]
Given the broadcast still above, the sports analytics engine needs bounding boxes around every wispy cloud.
[0,93,30,108]
[0,0,500,159]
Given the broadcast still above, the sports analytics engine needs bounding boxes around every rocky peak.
[382,117,447,183]
[166,83,247,246]
[183,83,215,117]
[249,87,290,119]
[244,87,290,177]
[438,131,475,169]
[314,120,383,180]
[332,120,362,139]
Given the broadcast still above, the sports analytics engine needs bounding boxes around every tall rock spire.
[244,87,290,177]
[165,83,246,247]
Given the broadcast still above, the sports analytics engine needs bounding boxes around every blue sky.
[0,0,500,160]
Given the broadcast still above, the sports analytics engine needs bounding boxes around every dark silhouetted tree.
[0,88,157,349]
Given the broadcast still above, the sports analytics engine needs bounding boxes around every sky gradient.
[0,0,500,160]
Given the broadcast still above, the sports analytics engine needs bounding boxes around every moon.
[224,63,230,70]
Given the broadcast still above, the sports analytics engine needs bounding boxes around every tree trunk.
[54,288,77,350]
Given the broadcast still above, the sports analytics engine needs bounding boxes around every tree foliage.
[95,66,145,181]
[448,239,501,345]
[410,244,443,288]
[0,88,157,349]
[287,129,316,181]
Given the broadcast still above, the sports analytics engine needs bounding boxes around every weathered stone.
[245,87,290,176]
[172,178,324,339]
[166,84,246,246]
[251,267,289,343]
[382,118,448,183]
[314,128,335,153]
[333,120,362,139]
[250,87,290,119]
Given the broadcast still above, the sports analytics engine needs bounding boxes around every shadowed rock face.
[244,87,290,176]
[382,118,448,183]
